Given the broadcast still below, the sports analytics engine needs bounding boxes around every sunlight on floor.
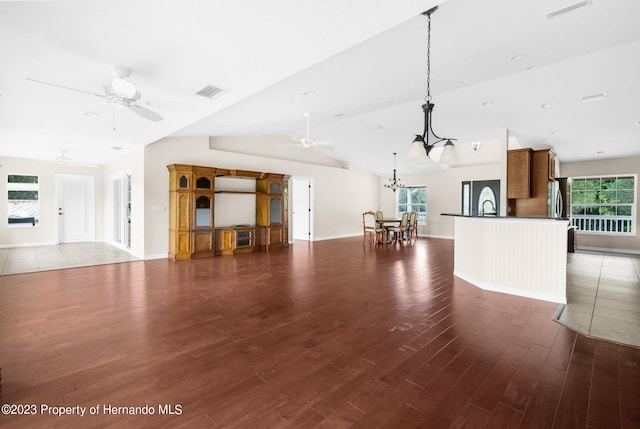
[559,251,640,348]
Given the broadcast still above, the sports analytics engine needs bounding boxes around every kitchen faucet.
[480,199,496,216]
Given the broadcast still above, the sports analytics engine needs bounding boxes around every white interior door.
[111,172,131,249]
[292,178,311,240]
[56,174,95,243]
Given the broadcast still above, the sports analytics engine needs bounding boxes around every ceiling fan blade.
[25,78,105,98]
[129,104,163,121]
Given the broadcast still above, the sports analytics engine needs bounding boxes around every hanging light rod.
[408,5,458,167]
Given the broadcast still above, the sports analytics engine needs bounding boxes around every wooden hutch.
[167,164,289,260]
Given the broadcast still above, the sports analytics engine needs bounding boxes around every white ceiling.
[2,0,640,177]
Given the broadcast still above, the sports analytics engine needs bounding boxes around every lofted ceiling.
[2,0,640,177]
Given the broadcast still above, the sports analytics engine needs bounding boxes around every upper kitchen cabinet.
[508,148,557,218]
[507,148,533,199]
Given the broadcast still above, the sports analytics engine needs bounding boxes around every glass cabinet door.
[195,195,211,227]
[269,181,281,193]
[270,197,282,224]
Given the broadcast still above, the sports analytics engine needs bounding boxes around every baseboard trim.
[0,240,57,249]
[454,270,566,304]
[421,234,454,240]
[313,233,361,242]
[144,253,169,260]
[577,245,640,255]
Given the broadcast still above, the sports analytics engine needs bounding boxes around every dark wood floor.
[0,237,639,428]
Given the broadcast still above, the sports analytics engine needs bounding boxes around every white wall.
[0,156,105,246]
[142,136,380,258]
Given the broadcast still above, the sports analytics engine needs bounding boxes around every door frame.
[291,177,313,241]
[110,170,132,249]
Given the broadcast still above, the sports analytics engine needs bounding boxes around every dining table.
[376,218,401,242]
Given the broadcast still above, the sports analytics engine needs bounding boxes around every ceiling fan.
[278,112,333,149]
[55,151,100,167]
[26,65,163,122]
[35,150,99,167]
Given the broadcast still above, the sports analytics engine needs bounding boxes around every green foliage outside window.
[8,191,38,200]
[570,176,635,233]
[8,175,38,184]
[398,186,427,224]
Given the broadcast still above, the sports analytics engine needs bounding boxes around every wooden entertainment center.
[167,164,289,260]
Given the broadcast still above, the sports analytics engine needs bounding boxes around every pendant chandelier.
[384,152,405,192]
[407,6,458,167]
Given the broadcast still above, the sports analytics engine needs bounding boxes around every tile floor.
[0,242,139,275]
[559,250,640,348]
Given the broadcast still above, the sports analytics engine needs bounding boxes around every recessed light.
[546,0,592,19]
[541,103,552,109]
[112,146,123,151]
[550,130,558,135]
[635,121,640,126]
[389,99,399,104]
[596,150,605,154]
[526,65,538,71]
[459,79,470,85]
[370,124,384,131]
[581,93,607,103]
[82,112,99,118]
[302,90,316,96]
[482,101,493,107]
[333,113,345,118]
[509,54,526,61]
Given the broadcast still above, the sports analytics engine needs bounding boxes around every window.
[398,186,426,225]
[7,174,39,227]
[570,175,636,235]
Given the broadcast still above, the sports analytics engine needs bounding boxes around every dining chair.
[362,211,384,245]
[387,212,410,243]
[408,212,418,241]
[375,211,383,221]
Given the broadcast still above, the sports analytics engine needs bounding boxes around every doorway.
[111,172,131,249]
[292,177,312,241]
[55,174,95,243]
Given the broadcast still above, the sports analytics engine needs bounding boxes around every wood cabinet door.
[507,149,532,199]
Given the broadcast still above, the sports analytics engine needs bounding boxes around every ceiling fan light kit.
[407,6,458,168]
[110,76,137,99]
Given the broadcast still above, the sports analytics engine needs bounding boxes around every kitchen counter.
[441,213,570,221]
[445,215,569,303]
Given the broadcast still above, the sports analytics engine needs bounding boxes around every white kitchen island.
[447,215,569,304]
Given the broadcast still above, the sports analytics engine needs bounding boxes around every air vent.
[546,0,592,19]
[195,85,226,99]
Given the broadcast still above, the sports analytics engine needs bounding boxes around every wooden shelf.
[167,164,289,260]
[215,190,257,195]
